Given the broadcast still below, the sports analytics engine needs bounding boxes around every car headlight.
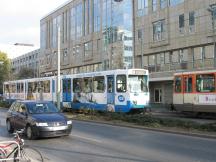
[67,120,72,125]
[36,122,48,127]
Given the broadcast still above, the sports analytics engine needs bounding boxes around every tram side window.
[93,76,105,93]
[174,76,182,93]
[4,84,9,93]
[20,83,23,93]
[83,78,92,93]
[43,81,50,93]
[184,77,192,93]
[73,78,82,93]
[32,82,38,93]
[17,83,20,93]
[196,74,215,92]
[28,82,34,93]
[116,75,126,92]
[11,84,16,93]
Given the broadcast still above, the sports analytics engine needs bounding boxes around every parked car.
[6,100,72,139]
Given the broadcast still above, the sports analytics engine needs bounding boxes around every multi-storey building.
[11,49,40,78]
[40,0,133,76]
[40,0,216,107]
[134,0,216,107]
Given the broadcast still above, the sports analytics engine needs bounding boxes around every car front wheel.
[26,125,36,140]
[6,120,14,133]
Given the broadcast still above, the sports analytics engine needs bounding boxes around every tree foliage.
[17,67,35,79]
[0,51,10,93]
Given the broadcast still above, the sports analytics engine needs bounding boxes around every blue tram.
[3,69,149,112]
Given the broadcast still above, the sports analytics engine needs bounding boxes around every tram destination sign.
[131,70,146,75]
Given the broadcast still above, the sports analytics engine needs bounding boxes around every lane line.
[72,134,102,143]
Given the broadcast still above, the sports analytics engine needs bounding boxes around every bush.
[94,112,216,132]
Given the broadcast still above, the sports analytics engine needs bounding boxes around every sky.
[0,0,69,59]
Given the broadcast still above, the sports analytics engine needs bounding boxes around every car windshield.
[26,102,59,114]
[128,75,148,93]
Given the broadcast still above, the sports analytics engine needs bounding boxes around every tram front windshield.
[128,75,148,93]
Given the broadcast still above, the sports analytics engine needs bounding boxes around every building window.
[124,46,133,51]
[212,6,216,29]
[63,49,68,63]
[76,45,81,55]
[41,23,46,49]
[154,89,162,103]
[137,0,148,17]
[138,29,143,40]
[160,0,168,9]
[179,14,184,34]
[97,39,101,51]
[152,0,157,12]
[169,0,184,7]
[194,47,205,61]
[153,20,166,41]
[84,41,93,57]
[189,11,195,33]
[84,0,92,35]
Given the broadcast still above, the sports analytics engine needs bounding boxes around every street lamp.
[57,26,61,110]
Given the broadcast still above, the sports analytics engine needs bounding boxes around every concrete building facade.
[11,49,40,78]
[40,0,216,107]
[134,0,216,107]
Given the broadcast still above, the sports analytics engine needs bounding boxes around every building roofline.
[41,0,73,20]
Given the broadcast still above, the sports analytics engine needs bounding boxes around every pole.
[141,30,143,68]
[57,26,61,110]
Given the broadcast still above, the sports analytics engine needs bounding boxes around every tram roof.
[3,69,148,84]
[174,69,216,76]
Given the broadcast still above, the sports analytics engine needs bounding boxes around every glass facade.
[70,3,83,40]
[93,0,101,32]
[169,0,184,6]
[102,0,133,68]
[41,23,46,49]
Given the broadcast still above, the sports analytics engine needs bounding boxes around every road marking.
[72,134,102,143]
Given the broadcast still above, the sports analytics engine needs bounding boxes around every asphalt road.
[0,108,216,162]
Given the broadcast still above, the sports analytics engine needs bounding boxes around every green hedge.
[92,112,216,132]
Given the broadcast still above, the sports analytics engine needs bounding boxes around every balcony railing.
[146,58,215,73]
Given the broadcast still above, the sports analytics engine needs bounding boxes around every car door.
[16,104,28,129]
[11,102,21,130]
[7,102,18,128]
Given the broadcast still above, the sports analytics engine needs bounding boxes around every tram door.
[183,75,193,111]
[107,75,115,104]
[62,79,71,102]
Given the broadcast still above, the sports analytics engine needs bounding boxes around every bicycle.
[0,129,43,162]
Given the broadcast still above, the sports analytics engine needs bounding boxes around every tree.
[0,51,10,94]
[17,67,35,79]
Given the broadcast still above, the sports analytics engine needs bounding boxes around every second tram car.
[3,69,149,113]
[173,70,216,113]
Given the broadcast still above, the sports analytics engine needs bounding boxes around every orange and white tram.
[173,70,216,113]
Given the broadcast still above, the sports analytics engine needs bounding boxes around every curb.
[68,117,216,139]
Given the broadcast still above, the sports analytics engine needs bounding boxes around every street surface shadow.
[36,145,154,162]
